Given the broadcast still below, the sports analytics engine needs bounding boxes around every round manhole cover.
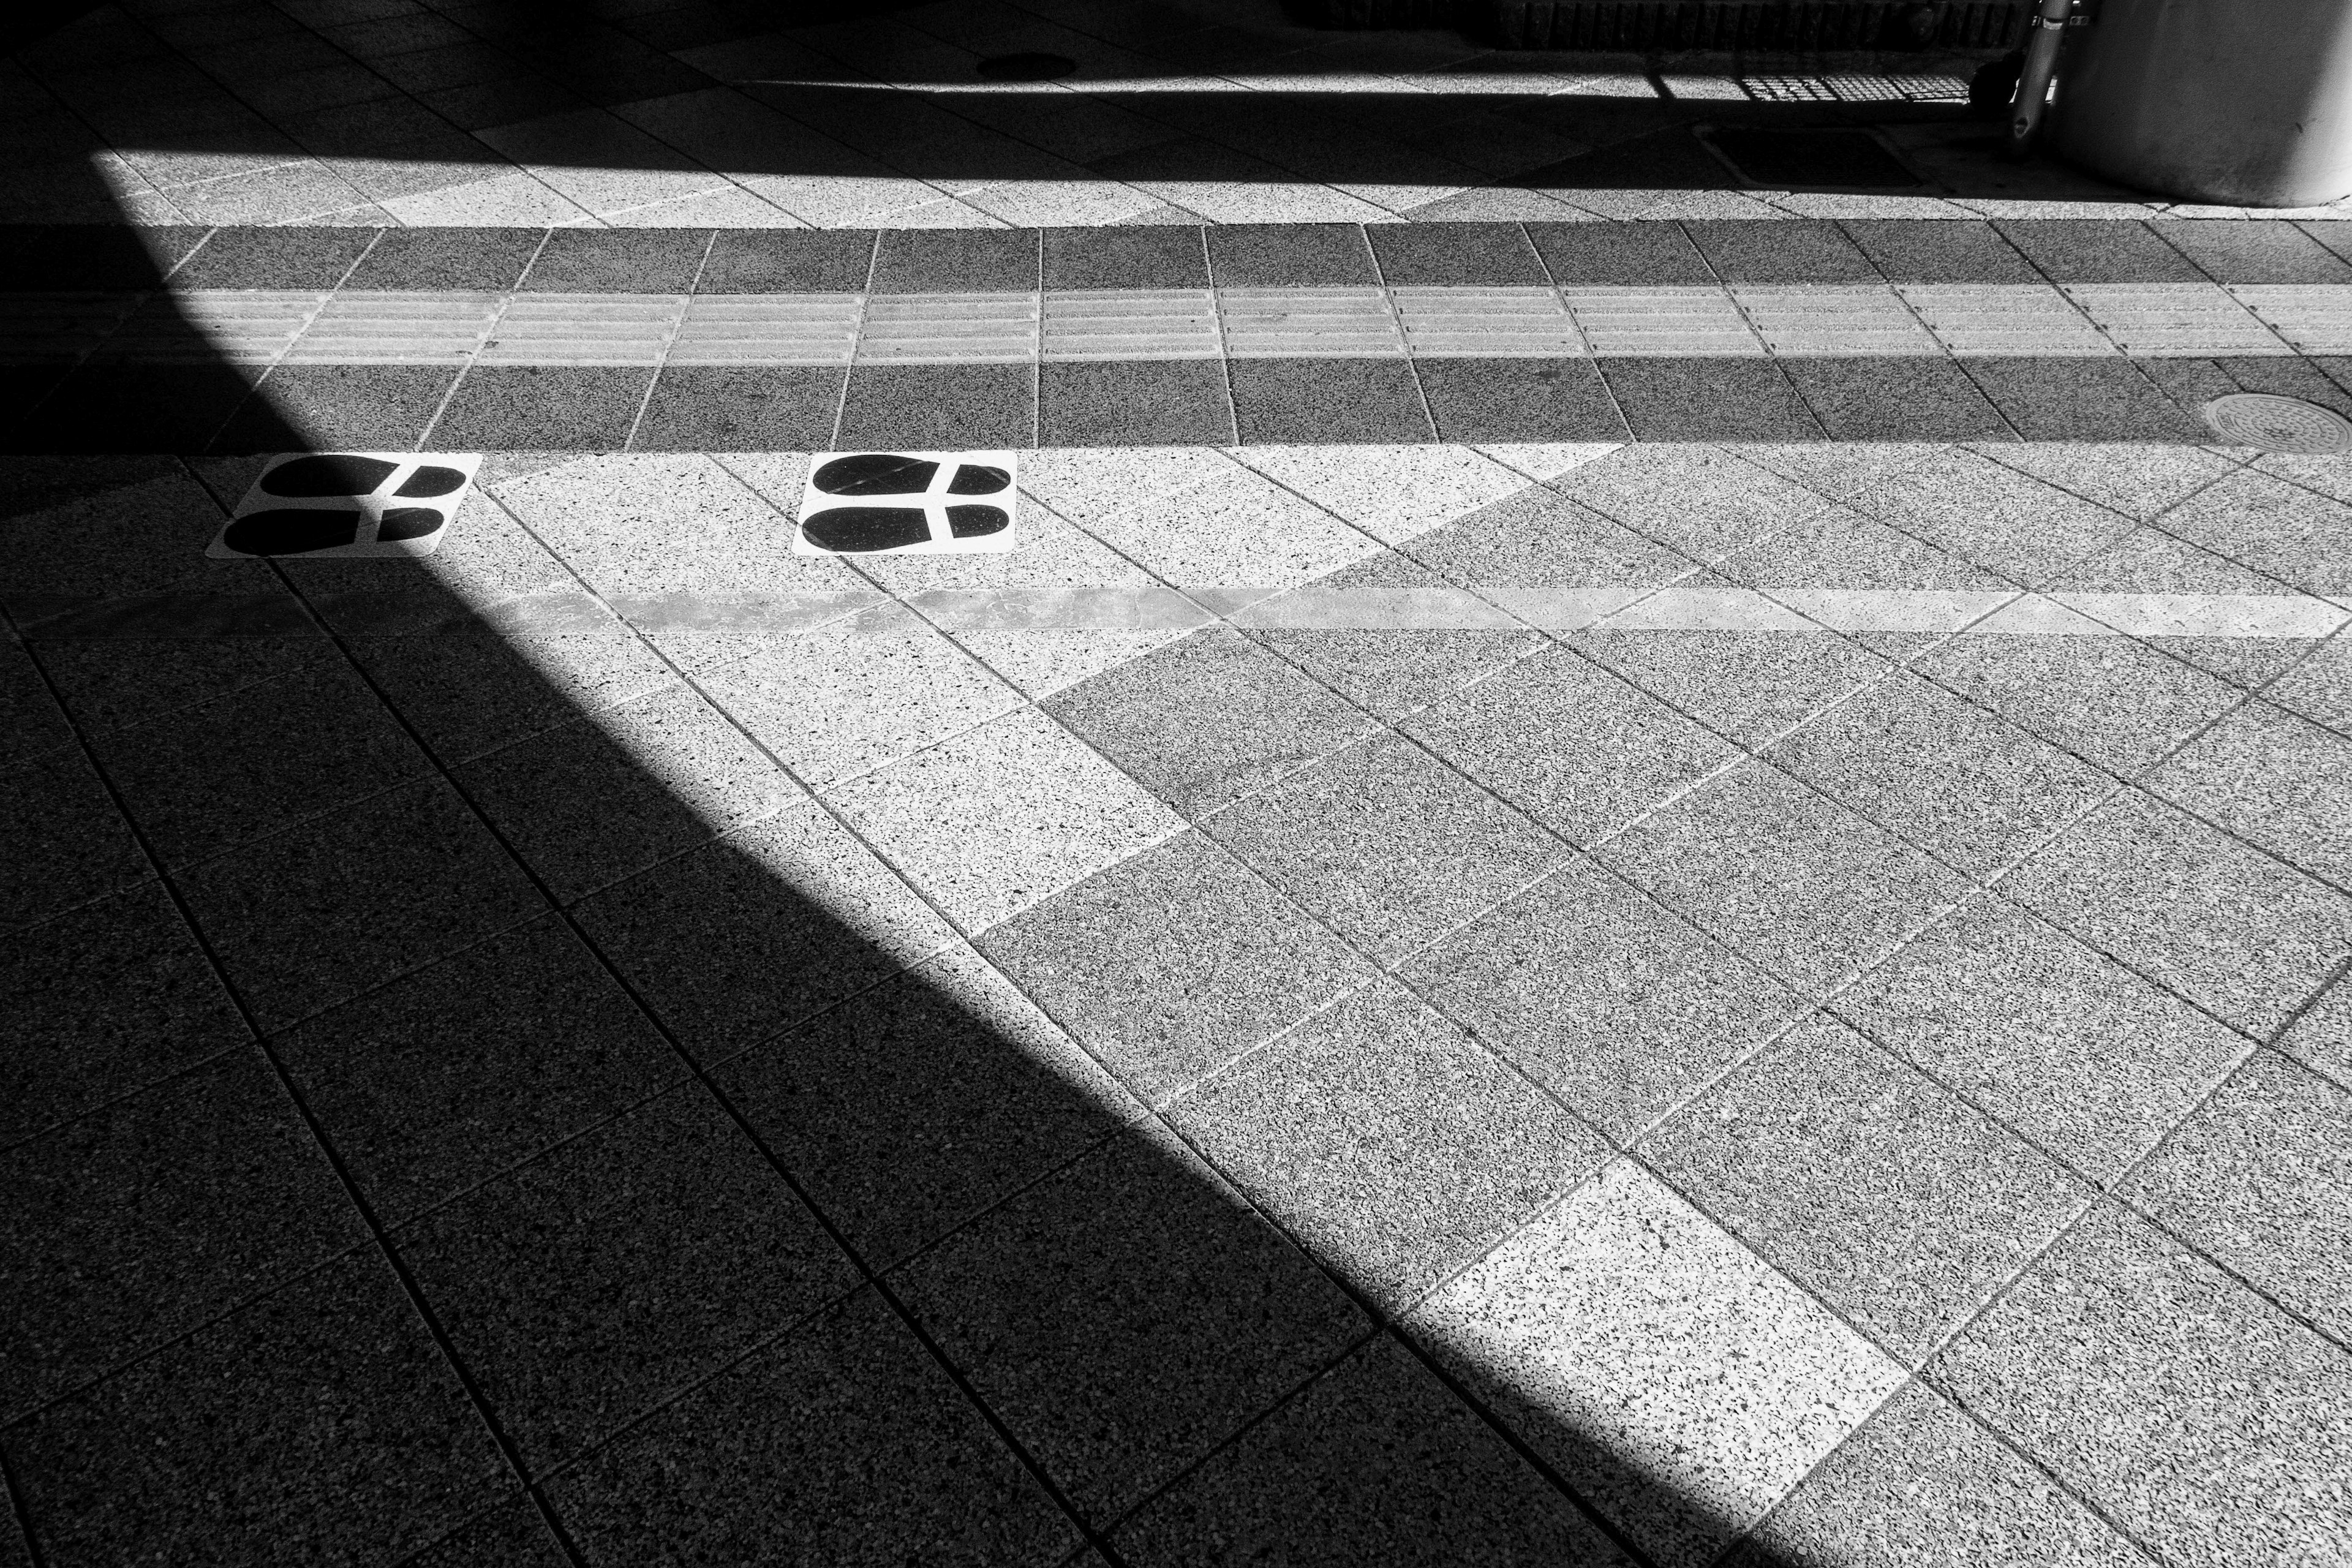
[2202,393,2352,454]
[977,51,1074,81]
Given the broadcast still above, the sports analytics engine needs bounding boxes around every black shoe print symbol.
[221,454,472,557]
[803,453,1012,554]
[220,505,445,556]
[812,454,1011,498]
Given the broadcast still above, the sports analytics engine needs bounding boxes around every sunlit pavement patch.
[795,450,1018,555]
[208,452,481,559]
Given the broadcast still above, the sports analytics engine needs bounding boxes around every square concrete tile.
[2000,790,2352,1038]
[2147,698,2352,888]
[394,1083,855,1472]
[2043,523,2328,688]
[1780,356,2016,443]
[345,624,679,767]
[1403,643,1740,844]
[632,364,845,451]
[1642,1016,2088,1362]
[1711,504,2013,658]
[700,603,1024,790]
[1980,439,2240,522]
[1837,898,2247,1183]
[2155,469,2352,600]
[1412,1159,1904,1568]
[1233,442,1532,548]
[1403,481,1699,599]
[1554,442,1831,562]
[1917,627,2242,775]
[1570,625,1894,750]
[1841,219,2039,284]
[1762,669,2110,876]
[456,682,803,903]
[1114,1333,1630,1568]
[1,744,152,932]
[174,777,541,1033]
[1413,356,1630,443]
[823,704,1183,934]
[546,1287,1076,1567]
[1076,462,1382,589]
[715,943,1136,1267]
[401,1494,565,1567]
[1594,761,1971,997]
[891,1123,1368,1525]
[1683,219,1877,282]
[1404,858,1808,1143]
[0,1046,363,1423]
[1169,981,1609,1312]
[977,831,1378,1106]
[2124,1052,2352,1342]
[1850,447,2137,586]
[273,914,683,1227]
[1203,732,1571,966]
[571,799,956,1063]
[2268,635,2352,739]
[1046,628,1374,819]
[1962,358,2206,444]
[2,880,244,1150]
[2,1250,507,1568]
[427,364,654,451]
[1730,1381,2147,1568]
[1995,218,2206,284]
[1598,358,1826,443]
[1931,1205,2352,1568]
[2279,968,2352,1090]
[1229,358,1436,445]
[1038,359,1237,447]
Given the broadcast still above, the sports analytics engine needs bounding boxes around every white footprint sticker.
[208,452,481,559]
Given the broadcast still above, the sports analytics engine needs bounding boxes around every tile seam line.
[0,1431,40,1568]
[7,612,594,1566]
[476,472,1131,1562]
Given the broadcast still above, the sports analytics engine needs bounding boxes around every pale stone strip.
[2048,590,2348,640]
[477,293,687,366]
[1219,285,1406,358]
[97,290,329,364]
[1042,289,1221,361]
[0,293,140,363]
[283,291,503,364]
[1562,287,1765,356]
[856,292,1040,364]
[2228,285,2352,355]
[1596,584,1821,631]
[1390,286,1583,358]
[1771,588,2017,634]
[2065,282,2293,357]
[668,293,864,366]
[1732,285,1940,356]
[1899,283,2117,356]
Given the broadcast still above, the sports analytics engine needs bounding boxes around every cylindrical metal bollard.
[2048,0,2352,208]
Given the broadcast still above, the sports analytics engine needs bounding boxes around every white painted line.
[1219,286,1407,358]
[1561,287,1766,356]
[1733,285,1940,357]
[477,293,685,366]
[669,293,862,366]
[856,293,1039,364]
[2065,283,2292,357]
[2048,590,2348,639]
[1899,283,2117,357]
[1042,288,1222,361]
[282,291,502,365]
[1390,286,1584,358]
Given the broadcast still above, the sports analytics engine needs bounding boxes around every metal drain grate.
[2203,393,2352,455]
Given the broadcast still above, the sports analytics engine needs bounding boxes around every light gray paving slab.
[1403,858,1807,1143]
[976,831,1378,1106]
[1729,1381,2150,1568]
[2279,967,2352,1088]
[1643,1016,2088,1363]
[1168,981,1610,1313]
[1593,761,1972,997]
[2002,790,2352,1038]
[1231,442,1534,548]
[1850,447,2139,587]
[1918,625,2243,775]
[2155,468,2352,600]
[1568,624,1895,749]
[1711,504,2014,658]
[2045,525,2332,688]
[2146,698,2352,888]
[1402,484,1699,616]
[1075,462,1381,590]
[822,705,1183,935]
[1200,732,1571,967]
[2124,1051,2352,1343]
[1762,669,2110,877]
[1550,443,1831,562]
[1727,441,1950,508]
[1978,440,2241,522]
[1837,899,2249,1183]
[1412,1159,1904,1568]
[1931,1204,2352,1568]
[1401,643,1740,845]
[2268,635,2352,737]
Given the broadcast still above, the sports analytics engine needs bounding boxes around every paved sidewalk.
[6,2,2352,1567]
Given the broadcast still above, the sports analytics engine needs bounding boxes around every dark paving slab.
[1044,226,1210,291]
[393,1083,854,1472]
[1643,1016,2086,1363]
[2150,219,2352,285]
[1569,624,1890,749]
[516,228,709,293]
[546,1286,1076,1564]
[891,1124,1367,1525]
[1205,223,1380,287]
[2,1249,509,1567]
[214,363,458,454]
[1992,219,2206,284]
[1525,219,1713,285]
[16,364,271,456]
[0,744,153,931]
[1038,358,1237,446]
[426,364,655,450]
[1114,1332,1630,1567]
[1782,356,2015,442]
[631,364,845,450]
[1229,357,1432,443]
[1683,219,1877,284]
[341,227,545,292]
[403,1495,570,1567]
[170,227,378,291]
[870,227,1041,294]
[697,228,876,293]
[1046,628,1375,820]
[978,831,1377,1105]
[1839,219,2038,284]
[1365,222,1548,286]
[1961,358,2207,443]
[1250,551,1546,720]
[1597,358,1826,442]
[274,913,682,1226]
[0,1046,363,1421]
[837,362,1035,449]
[1414,356,1629,442]
[0,225,208,291]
